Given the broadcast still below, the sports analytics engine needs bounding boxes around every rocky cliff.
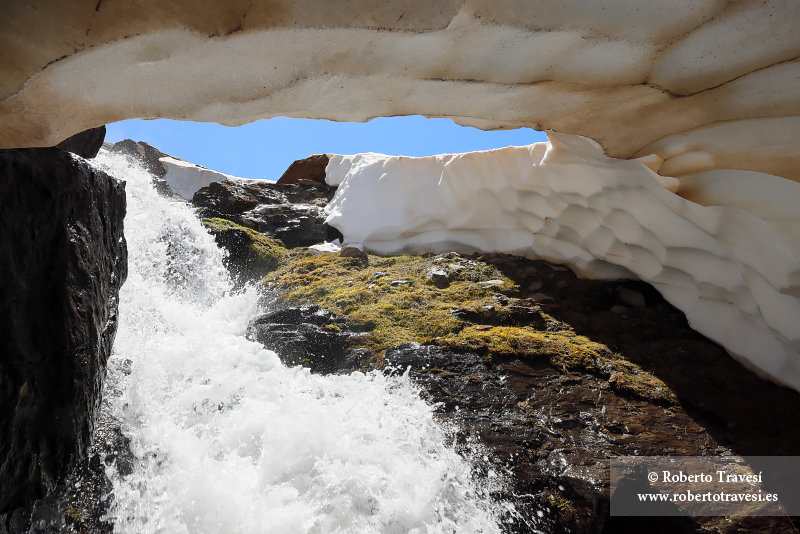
[0,148,127,516]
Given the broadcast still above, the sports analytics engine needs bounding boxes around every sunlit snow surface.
[92,151,503,534]
[325,133,800,392]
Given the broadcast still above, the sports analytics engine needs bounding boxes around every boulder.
[55,126,106,159]
[0,148,127,514]
[193,179,337,248]
[276,154,329,185]
[201,218,287,285]
[107,139,168,178]
[247,305,357,373]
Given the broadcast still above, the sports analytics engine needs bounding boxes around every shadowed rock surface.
[55,126,106,159]
[193,179,337,248]
[107,139,167,178]
[0,149,127,517]
[247,304,365,373]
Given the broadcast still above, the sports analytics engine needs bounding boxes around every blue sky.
[106,116,547,181]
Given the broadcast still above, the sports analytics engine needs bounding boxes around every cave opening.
[104,115,548,182]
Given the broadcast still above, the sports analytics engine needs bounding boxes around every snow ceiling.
[2,0,800,389]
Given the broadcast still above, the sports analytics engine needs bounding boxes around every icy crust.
[324,133,800,392]
[160,156,244,200]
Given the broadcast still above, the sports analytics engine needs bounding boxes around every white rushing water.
[91,152,502,534]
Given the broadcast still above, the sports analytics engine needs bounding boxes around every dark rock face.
[276,154,329,185]
[107,139,180,198]
[55,126,106,159]
[193,179,337,248]
[247,305,368,373]
[107,139,167,178]
[0,148,127,515]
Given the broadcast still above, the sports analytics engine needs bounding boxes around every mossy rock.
[261,249,677,404]
[262,250,517,352]
[202,218,287,284]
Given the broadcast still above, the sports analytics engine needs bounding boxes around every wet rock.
[107,139,168,178]
[55,126,106,159]
[107,139,178,198]
[276,154,329,185]
[264,249,800,533]
[193,179,337,248]
[0,148,127,514]
[247,305,356,373]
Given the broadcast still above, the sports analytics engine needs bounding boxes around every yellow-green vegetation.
[262,249,676,404]
[202,218,287,281]
[435,325,676,404]
[546,491,576,522]
[64,505,85,524]
[262,250,516,351]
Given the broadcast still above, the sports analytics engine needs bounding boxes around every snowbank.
[324,132,800,392]
[160,156,243,200]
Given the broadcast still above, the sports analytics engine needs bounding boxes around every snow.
[324,132,800,392]
[160,156,246,200]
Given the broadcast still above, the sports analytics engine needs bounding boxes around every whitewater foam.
[92,151,503,534]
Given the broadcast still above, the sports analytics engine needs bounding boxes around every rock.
[0,148,127,514]
[107,139,180,199]
[617,287,646,308]
[263,250,800,534]
[193,179,337,248]
[425,266,450,288]
[339,245,368,262]
[491,294,509,305]
[276,154,329,185]
[476,279,505,288]
[108,139,168,178]
[247,305,354,373]
[390,279,413,287]
[530,292,555,303]
[610,305,629,314]
[528,280,543,291]
[201,218,287,285]
[55,126,106,159]
[450,298,545,328]
[193,179,264,214]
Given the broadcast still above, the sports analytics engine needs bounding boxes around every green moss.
[202,218,287,282]
[64,506,85,524]
[262,249,676,404]
[546,492,576,522]
[262,250,517,351]
[433,325,676,404]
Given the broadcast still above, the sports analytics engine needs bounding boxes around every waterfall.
[91,152,502,534]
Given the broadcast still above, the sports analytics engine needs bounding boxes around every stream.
[91,152,504,534]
